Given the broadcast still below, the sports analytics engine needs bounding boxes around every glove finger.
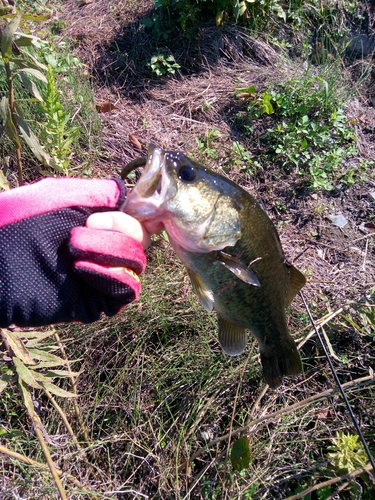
[74,261,142,300]
[70,227,146,274]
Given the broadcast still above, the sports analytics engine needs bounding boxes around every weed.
[237,69,358,190]
[327,431,368,474]
[196,128,222,160]
[149,53,180,76]
[40,66,78,175]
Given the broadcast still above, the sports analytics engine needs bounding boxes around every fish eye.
[178,164,197,183]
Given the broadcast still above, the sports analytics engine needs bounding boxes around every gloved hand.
[0,178,147,327]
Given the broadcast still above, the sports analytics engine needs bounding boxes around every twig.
[362,238,369,271]
[54,331,91,446]
[283,463,374,500]
[0,444,85,490]
[300,291,375,477]
[186,374,374,464]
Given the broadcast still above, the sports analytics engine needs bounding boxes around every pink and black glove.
[0,178,146,327]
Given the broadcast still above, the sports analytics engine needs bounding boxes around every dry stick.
[283,463,374,500]
[299,291,375,477]
[31,410,68,500]
[43,387,80,448]
[54,331,91,446]
[0,444,89,491]
[186,374,374,465]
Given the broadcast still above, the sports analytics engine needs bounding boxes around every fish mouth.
[121,144,173,221]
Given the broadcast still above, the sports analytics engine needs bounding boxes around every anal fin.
[218,315,248,356]
[285,263,306,306]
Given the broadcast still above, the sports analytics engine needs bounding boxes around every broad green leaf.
[0,171,10,191]
[15,113,52,165]
[17,67,47,83]
[0,96,20,147]
[39,381,78,398]
[0,370,14,394]
[19,379,36,415]
[13,357,40,388]
[230,436,252,471]
[3,331,36,365]
[1,13,21,63]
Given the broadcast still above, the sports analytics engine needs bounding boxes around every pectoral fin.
[218,315,248,356]
[187,268,215,312]
[285,263,306,306]
[218,252,261,287]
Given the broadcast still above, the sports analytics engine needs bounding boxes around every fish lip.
[121,144,173,221]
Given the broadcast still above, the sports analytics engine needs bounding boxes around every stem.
[4,60,23,185]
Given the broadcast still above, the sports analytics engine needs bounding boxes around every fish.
[122,144,306,388]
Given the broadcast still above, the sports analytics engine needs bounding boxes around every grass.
[1,237,374,498]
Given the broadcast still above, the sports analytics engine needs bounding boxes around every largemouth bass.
[122,145,306,388]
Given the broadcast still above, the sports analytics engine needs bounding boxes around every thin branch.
[283,463,374,500]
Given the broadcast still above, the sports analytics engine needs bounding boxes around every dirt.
[56,0,375,321]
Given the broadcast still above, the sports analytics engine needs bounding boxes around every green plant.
[0,8,52,184]
[40,65,78,175]
[149,53,180,76]
[327,431,368,474]
[237,70,358,190]
[196,128,222,159]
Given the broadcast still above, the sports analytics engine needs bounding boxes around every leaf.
[0,171,10,191]
[17,67,47,83]
[230,436,251,471]
[1,13,21,63]
[129,134,143,151]
[3,331,36,365]
[19,379,36,415]
[10,55,48,72]
[39,381,78,398]
[18,73,44,101]
[15,328,56,341]
[45,370,81,379]
[20,13,50,22]
[27,348,66,367]
[15,112,52,165]
[0,370,14,394]
[13,33,41,47]
[95,101,117,113]
[13,357,40,388]
[0,96,20,147]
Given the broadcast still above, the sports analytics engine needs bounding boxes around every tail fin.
[260,343,302,389]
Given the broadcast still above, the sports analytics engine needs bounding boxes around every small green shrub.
[237,70,358,190]
[149,53,180,76]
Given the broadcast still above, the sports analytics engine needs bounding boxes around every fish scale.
[122,144,306,388]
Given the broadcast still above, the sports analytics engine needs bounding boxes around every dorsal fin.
[285,263,306,306]
[218,315,248,356]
